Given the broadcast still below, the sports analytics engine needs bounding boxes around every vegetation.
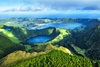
[0,44,72,66]
[71,24,100,60]
[0,34,24,59]
[9,50,93,67]
[97,60,100,67]
[0,28,20,43]
[2,26,56,42]
[0,18,100,67]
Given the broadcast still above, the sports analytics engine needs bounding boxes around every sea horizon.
[0,10,100,19]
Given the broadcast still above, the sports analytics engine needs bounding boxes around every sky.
[0,0,100,18]
[0,0,100,12]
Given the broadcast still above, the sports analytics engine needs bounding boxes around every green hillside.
[9,50,93,67]
[0,44,72,67]
[0,34,24,59]
[71,24,100,60]
[1,25,56,42]
[0,18,100,67]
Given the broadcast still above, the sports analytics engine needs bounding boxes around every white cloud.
[0,0,100,12]
[0,4,55,12]
[29,0,100,10]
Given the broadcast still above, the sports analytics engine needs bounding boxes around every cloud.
[0,0,100,12]
[27,0,100,10]
[1,4,54,12]
[83,6,99,10]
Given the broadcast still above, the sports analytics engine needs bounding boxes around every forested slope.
[9,50,93,67]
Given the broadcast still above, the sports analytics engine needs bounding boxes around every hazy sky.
[0,0,100,12]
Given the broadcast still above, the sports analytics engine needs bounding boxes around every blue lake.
[5,28,12,31]
[26,35,52,43]
[38,23,83,29]
[26,23,86,43]
[28,23,85,30]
